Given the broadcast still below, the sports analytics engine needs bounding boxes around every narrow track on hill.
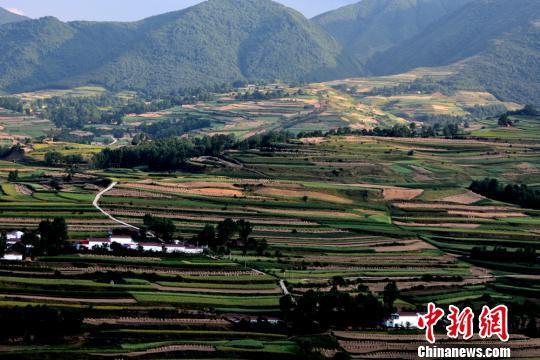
[93,182,140,230]
[279,280,290,295]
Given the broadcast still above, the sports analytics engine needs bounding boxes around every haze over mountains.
[0,0,538,104]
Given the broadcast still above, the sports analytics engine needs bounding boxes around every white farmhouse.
[110,235,136,247]
[385,312,422,329]
[6,230,24,245]
[2,252,23,261]
[79,238,111,250]
[140,243,165,252]
[165,244,205,254]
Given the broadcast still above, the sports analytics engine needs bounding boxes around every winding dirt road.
[92,182,140,230]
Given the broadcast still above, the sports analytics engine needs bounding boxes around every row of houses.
[1,230,205,261]
[77,234,205,254]
[223,312,423,329]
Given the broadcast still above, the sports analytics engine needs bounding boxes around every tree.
[383,281,399,310]
[332,276,346,288]
[44,151,64,166]
[0,232,6,258]
[7,170,18,182]
[242,238,257,255]
[50,179,62,191]
[256,239,268,256]
[279,294,296,316]
[216,218,237,245]
[498,114,513,127]
[237,219,253,244]
[143,214,176,242]
[518,104,538,116]
[37,218,68,256]
[22,230,39,248]
[196,224,216,248]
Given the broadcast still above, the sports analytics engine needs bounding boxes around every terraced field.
[1,123,540,358]
[325,67,520,121]
[335,331,539,359]
[0,253,295,359]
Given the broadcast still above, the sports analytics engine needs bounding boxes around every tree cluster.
[498,114,514,127]
[235,89,288,101]
[307,122,461,139]
[0,96,23,113]
[92,134,237,170]
[360,78,458,98]
[471,246,536,264]
[192,218,262,254]
[469,178,540,209]
[280,289,389,333]
[41,95,120,128]
[20,218,69,257]
[142,215,176,243]
[138,116,211,139]
[45,151,84,166]
[510,104,539,117]
[0,144,24,160]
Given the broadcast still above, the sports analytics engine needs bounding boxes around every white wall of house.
[385,313,421,329]
[88,240,111,249]
[166,246,204,254]
[110,236,135,246]
[141,244,164,252]
[2,253,23,261]
[6,231,24,244]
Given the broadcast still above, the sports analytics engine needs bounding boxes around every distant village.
[1,229,206,261]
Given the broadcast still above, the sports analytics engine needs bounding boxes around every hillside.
[0,0,361,94]
[0,7,28,25]
[364,0,540,105]
[313,0,473,63]
[367,0,540,75]
[453,20,540,105]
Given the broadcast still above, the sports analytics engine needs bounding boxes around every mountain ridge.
[0,0,539,105]
[0,6,29,25]
[0,0,361,94]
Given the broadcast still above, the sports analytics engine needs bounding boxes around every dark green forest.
[0,0,359,94]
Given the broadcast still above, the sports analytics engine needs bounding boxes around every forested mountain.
[0,0,539,105]
[0,0,360,94]
[0,7,28,25]
[364,0,540,104]
[367,0,540,75]
[313,0,473,63]
[454,20,540,105]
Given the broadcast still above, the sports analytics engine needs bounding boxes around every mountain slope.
[368,0,540,75]
[453,20,540,105]
[0,7,28,25]
[313,0,473,63]
[0,0,361,93]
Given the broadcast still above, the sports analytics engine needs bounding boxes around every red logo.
[478,305,509,342]
[418,303,445,344]
[417,303,509,343]
[446,305,474,340]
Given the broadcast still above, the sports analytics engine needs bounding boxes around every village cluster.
[2,229,205,261]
